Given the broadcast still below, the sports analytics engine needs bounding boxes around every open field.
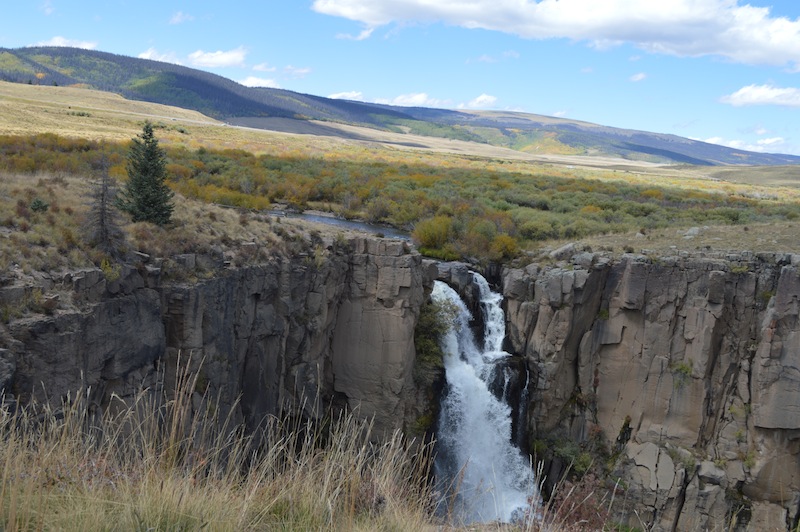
[548,221,800,258]
[4,79,799,183]
[2,80,800,262]
[0,81,733,172]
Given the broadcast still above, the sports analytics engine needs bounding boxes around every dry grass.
[0,172,93,274]
[7,79,799,187]
[539,221,800,258]
[0,370,630,532]
[0,169,325,276]
[0,358,437,531]
[709,165,800,189]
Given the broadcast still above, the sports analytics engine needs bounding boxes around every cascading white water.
[433,274,538,524]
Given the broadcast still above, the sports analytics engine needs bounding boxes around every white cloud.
[333,90,495,109]
[375,92,447,107]
[284,65,312,78]
[468,50,520,64]
[169,11,194,24]
[40,1,54,15]
[34,36,97,49]
[462,93,498,108]
[629,72,647,82]
[138,48,183,65]
[189,46,247,68]
[336,28,374,40]
[704,135,790,153]
[552,110,568,118]
[312,0,800,67]
[239,76,281,88]
[754,126,769,135]
[721,84,800,107]
[757,137,785,146]
[253,62,276,72]
[329,91,366,100]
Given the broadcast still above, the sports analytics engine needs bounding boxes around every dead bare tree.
[84,153,126,258]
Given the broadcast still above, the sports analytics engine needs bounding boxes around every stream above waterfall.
[268,210,410,240]
[432,274,538,524]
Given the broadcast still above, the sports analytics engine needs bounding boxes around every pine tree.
[118,121,174,225]
[84,154,126,258]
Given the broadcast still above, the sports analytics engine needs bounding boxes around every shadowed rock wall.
[1,237,432,438]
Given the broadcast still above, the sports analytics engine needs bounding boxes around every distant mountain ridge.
[2,46,798,166]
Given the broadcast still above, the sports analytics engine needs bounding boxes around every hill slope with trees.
[2,46,799,166]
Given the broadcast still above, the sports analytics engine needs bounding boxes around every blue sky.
[3,1,800,155]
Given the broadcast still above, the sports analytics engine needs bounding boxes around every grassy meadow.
[2,78,800,266]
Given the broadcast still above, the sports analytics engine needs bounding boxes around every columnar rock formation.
[503,251,800,531]
[1,237,431,437]
[2,238,800,530]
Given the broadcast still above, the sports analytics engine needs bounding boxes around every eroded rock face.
[5,238,800,529]
[1,237,431,438]
[504,252,800,531]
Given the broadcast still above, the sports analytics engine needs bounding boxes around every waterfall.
[432,274,538,524]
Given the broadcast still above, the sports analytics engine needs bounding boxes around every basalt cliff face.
[503,251,800,531]
[2,238,800,530]
[0,237,434,438]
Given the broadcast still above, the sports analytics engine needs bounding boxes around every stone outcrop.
[504,251,800,531]
[4,233,800,530]
[1,236,432,437]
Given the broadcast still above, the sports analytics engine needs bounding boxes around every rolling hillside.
[2,46,799,167]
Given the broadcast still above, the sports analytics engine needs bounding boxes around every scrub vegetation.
[2,130,799,266]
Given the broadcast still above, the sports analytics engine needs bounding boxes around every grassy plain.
[2,79,800,265]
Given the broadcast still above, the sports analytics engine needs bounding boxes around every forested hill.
[2,46,799,167]
[0,46,409,125]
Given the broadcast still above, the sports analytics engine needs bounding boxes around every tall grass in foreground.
[0,364,436,531]
[0,358,625,531]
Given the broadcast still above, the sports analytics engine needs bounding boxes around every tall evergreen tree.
[84,154,126,257]
[118,121,174,225]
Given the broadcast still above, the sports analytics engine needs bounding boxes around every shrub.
[489,234,519,261]
[520,219,556,241]
[414,297,456,369]
[30,197,49,213]
[412,215,452,250]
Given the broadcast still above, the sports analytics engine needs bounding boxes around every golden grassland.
[2,79,800,268]
[2,78,799,202]
[2,78,796,187]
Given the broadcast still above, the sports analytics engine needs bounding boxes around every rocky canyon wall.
[0,236,433,438]
[4,235,800,530]
[503,250,800,531]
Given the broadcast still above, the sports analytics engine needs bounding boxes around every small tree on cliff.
[118,121,174,225]
[84,153,126,258]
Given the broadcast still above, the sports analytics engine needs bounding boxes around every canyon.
[1,234,799,530]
